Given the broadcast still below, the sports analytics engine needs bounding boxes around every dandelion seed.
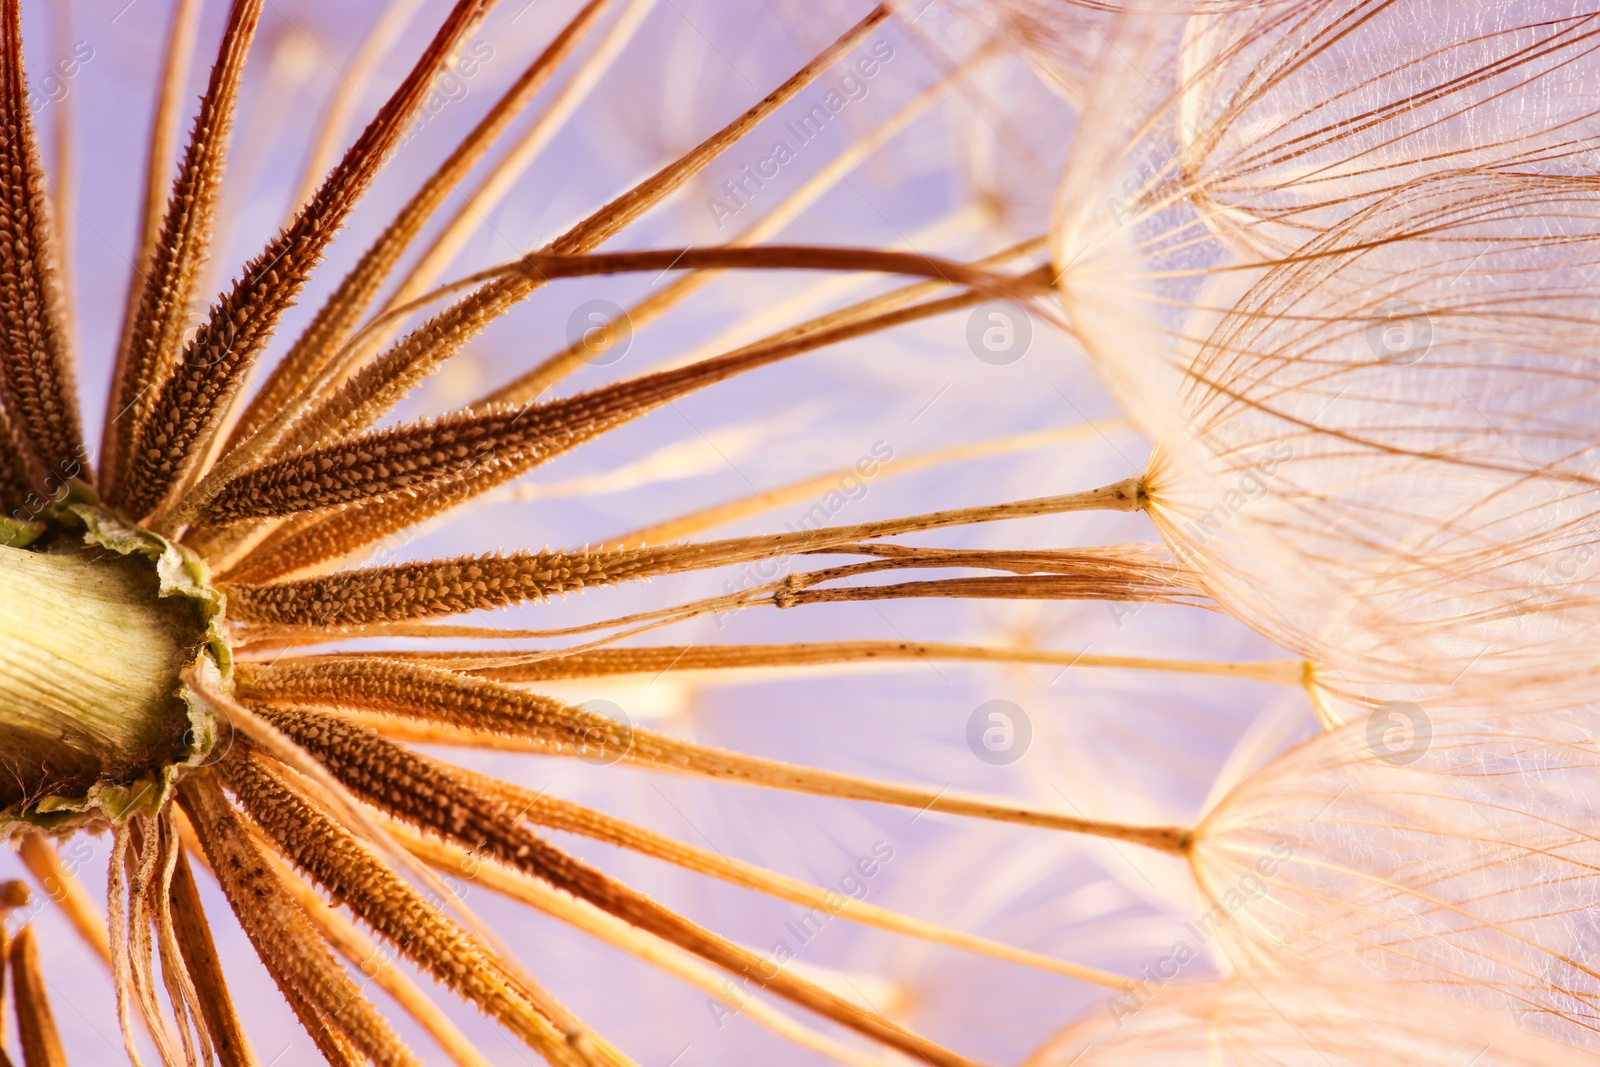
[4,1,1598,1064]
[1025,970,1594,1067]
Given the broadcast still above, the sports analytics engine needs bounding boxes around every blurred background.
[6,1,1309,1063]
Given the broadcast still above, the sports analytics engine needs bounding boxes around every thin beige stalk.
[484,46,983,404]
[382,640,1303,687]
[653,227,1046,377]
[107,825,149,1067]
[241,660,1189,852]
[178,774,412,1067]
[168,848,261,1067]
[390,819,915,1067]
[612,422,1119,546]
[17,832,112,964]
[151,813,212,1067]
[286,0,431,213]
[226,0,618,456]
[123,816,187,1067]
[382,0,660,314]
[0,919,10,1061]
[257,848,515,1067]
[239,5,894,472]
[458,766,1132,988]
[9,926,67,1067]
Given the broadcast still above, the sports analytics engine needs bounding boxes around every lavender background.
[4,1,1303,1063]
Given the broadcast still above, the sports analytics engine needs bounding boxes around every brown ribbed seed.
[224,547,667,627]
[299,639,1115,682]
[0,402,28,509]
[237,658,1190,851]
[365,645,821,680]
[246,5,890,471]
[118,0,493,519]
[103,0,263,502]
[168,849,261,1067]
[224,484,1151,628]
[178,775,417,1067]
[9,925,67,1067]
[247,705,979,1067]
[220,748,586,1064]
[201,324,818,527]
[224,0,614,455]
[0,0,86,487]
[239,659,619,749]
[203,401,616,526]
[221,289,990,583]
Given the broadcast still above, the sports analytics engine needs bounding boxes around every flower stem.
[0,542,194,819]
